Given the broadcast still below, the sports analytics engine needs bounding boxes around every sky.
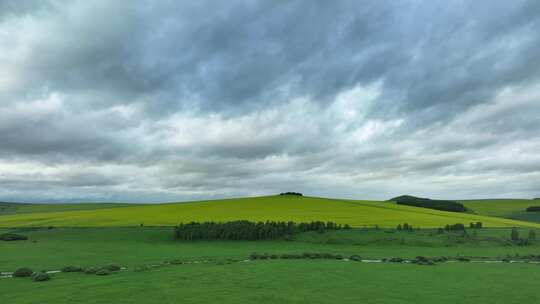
[0,0,539,203]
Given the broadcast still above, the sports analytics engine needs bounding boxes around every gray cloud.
[0,0,539,202]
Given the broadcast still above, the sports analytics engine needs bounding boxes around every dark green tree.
[528,230,536,242]
[511,228,520,241]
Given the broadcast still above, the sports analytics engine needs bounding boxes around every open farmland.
[1,196,539,228]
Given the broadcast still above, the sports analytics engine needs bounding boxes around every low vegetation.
[526,206,540,212]
[61,266,82,272]
[391,195,466,212]
[32,272,50,282]
[0,233,28,241]
[12,268,33,277]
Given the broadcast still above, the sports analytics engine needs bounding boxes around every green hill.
[462,199,540,223]
[1,195,539,228]
[0,202,137,216]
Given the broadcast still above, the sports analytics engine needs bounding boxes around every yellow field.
[1,196,539,228]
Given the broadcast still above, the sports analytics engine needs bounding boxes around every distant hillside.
[390,195,466,212]
[0,202,137,216]
[463,199,540,224]
[0,195,538,228]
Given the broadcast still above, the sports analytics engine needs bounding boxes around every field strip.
[2,257,539,279]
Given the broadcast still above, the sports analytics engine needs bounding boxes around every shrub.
[134,266,151,272]
[444,223,465,232]
[432,256,448,262]
[13,268,33,277]
[388,257,404,263]
[349,255,362,261]
[33,272,50,282]
[415,256,429,263]
[456,257,470,262]
[84,267,99,274]
[104,264,121,272]
[61,266,82,273]
[526,206,540,212]
[515,238,530,246]
[0,233,28,241]
[468,222,482,229]
[95,269,110,276]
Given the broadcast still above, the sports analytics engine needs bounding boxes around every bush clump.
[13,268,33,277]
[526,206,540,212]
[469,222,483,229]
[0,233,28,241]
[252,252,343,260]
[349,255,362,261]
[61,266,83,272]
[104,264,121,272]
[95,269,110,276]
[444,223,466,232]
[84,267,99,274]
[33,272,51,282]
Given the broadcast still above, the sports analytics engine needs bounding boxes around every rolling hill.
[462,199,540,224]
[0,202,138,216]
[1,195,539,228]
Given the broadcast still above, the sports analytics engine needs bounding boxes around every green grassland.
[2,260,539,304]
[2,196,540,228]
[2,227,540,304]
[2,196,540,303]
[2,227,539,271]
[462,199,540,223]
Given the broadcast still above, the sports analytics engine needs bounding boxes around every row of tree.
[173,220,350,240]
[396,223,415,231]
[511,228,536,243]
[391,195,466,212]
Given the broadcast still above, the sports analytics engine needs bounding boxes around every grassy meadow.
[463,199,540,223]
[1,196,539,228]
[2,260,540,304]
[2,195,540,304]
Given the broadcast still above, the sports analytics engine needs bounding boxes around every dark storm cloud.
[1,0,540,202]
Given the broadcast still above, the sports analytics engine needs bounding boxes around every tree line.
[390,195,466,212]
[173,220,350,240]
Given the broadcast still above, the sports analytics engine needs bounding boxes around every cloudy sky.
[1,0,539,203]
